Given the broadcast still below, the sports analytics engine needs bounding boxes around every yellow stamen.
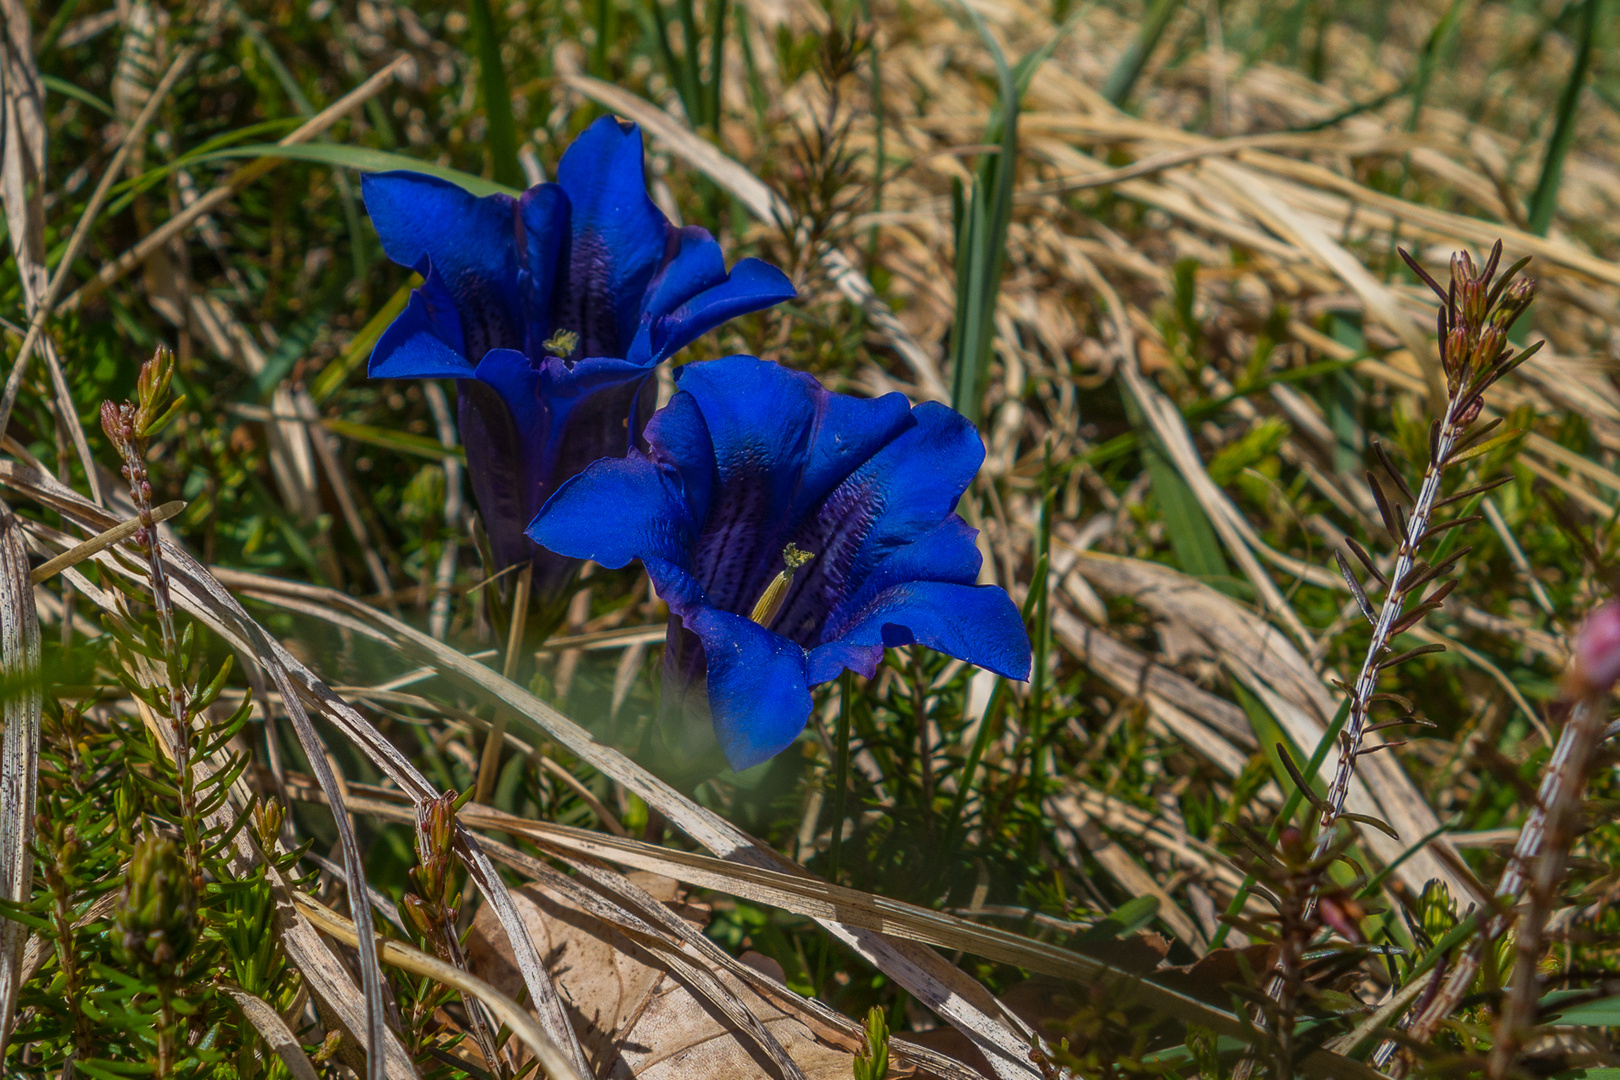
[750,543,815,628]
[543,328,579,357]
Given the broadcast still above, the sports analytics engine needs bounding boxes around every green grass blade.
[323,418,468,463]
[468,0,525,190]
[188,143,520,196]
[945,0,1021,428]
[1102,0,1184,106]
[42,74,113,116]
[1526,0,1600,234]
[674,0,706,124]
[1121,386,1232,585]
[704,0,727,131]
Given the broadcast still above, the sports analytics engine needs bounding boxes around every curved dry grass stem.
[0,505,41,1059]
[294,894,589,1080]
[28,499,185,585]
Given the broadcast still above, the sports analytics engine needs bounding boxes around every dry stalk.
[1313,243,1538,860]
[1486,693,1608,1077]
[1393,607,1620,1068]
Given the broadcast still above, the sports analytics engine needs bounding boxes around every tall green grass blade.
[704,0,727,131]
[593,0,615,76]
[37,0,86,55]
[190,143,519,196]
[945,5,1082,426]
[468,0,525,190]
[857,0,887,260]
[1103,0,1184,105]
[42,74,113,116]
[1148,453,1229,582]
[828,669,855,884]
[946,3,1020,428]
[323,418,468,463]
[1020,448,1057,853]
[1122,386,1231,585]
[1405,0,1469,132]
[1526,0,1600,235]
[674,0,706,123]
[1232,681,1315,808]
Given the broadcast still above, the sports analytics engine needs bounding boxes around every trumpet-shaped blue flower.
[527,356,1031,771]
[362,117,795,595]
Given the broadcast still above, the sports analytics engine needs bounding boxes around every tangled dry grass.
[1,0,1619,1076]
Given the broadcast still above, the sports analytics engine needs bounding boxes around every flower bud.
[1564,600,1620,699]
[116,834,196,980]
[1418,880,1455,942]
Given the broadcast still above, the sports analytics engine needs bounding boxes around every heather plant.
[0,0,1618,1077]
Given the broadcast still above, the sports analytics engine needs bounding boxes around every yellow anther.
[750,543,815,628]
[542,328,579,357]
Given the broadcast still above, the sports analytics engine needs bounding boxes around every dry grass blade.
[0,504,40,1057]
[28,498,184,584]
[0,1,103,503]
[1049,605,1253,776]
[1074,247,1316,649]
[1071,549,1475,902]
[0,465,409,1080]
[295,895,589,1080]
[203,565,1049,1080]
[219,984,322,1080]
[0,46,195,441]
[284,777,1385,1080]
[0,456,592,1075]
[1204,158,1447,412]
[469,849,818,1080]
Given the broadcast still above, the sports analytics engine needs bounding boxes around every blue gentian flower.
[362,116,795,597]
[527,356,1031,771]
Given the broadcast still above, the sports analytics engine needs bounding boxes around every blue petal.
[639,227,729,325]
[362,172,524,361]
[672,357,914,616]
[803,638,884,685]
[472,349,652,565]
[797,518,981,667]
[554,117,673,358]
[810,579,1031,683]
[639,391,716,527]
[771,402,983,644]
[517,184,569,360]
[631,247,797,365]
[837,402,986,582]
[368,285,477,380]
[684,606,813,771]
[457,350,539,570]
[530,354,658,504]
[525,451,695,572]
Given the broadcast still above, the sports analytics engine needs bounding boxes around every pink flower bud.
[1566,601,1620,698]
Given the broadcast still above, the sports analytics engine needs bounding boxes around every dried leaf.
[0,504,40,1057]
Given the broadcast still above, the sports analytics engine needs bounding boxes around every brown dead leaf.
[468,878,909,1080]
